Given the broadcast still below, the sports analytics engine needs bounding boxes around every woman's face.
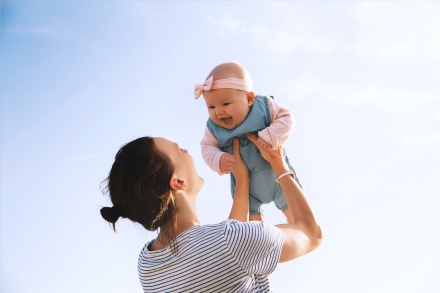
[154,137,204,193]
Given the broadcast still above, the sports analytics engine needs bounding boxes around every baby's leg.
[249,193,264,221]
[249,214,263,221]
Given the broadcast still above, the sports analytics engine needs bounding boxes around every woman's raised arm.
[246,133,322,262]
[228,139,250,222]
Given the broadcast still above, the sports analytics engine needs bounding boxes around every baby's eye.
[208,106,215,109]
[223,103,230,106]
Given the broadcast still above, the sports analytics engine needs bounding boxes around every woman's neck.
[152,191,200,251]
[174,189,201,229]
[152,219,199,251]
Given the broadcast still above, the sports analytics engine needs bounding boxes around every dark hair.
[100,137,177,240]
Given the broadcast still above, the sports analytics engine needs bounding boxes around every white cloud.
[206,3,440,61]
[346,86,438,113]
[424,18,440,59]
[273,73,320,102]
[353,2,440,59]
[285,74,439,113]
[251,28,332,54]
[205,15,244,34]
[376,33,420,58]
[432,110,440,120]
[206,14,337,56]
[402,131,440,146]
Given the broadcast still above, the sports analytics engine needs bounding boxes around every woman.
[101,133,322,292]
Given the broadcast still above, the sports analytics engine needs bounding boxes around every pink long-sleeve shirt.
[200,97,294,175]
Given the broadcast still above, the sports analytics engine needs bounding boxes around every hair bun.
[100,204,126,224]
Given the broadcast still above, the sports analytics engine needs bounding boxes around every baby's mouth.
[220,117,232,123]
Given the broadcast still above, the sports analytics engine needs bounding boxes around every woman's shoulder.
[205,219,269,231]
[185,220,275,244]
[223,220,281,240]
[140,221,279,256]
[139,222,227,256]
[223,219,273,229]
[199,220,281,254]
[222,220,283,267]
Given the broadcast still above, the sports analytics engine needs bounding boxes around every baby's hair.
[207,62,252,81]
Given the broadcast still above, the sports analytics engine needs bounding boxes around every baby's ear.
[247,91,255,106]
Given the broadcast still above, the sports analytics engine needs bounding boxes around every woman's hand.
[228,139,249,222]
[246,132,322,262]
[245,132,288,176]
[256,136,273,150]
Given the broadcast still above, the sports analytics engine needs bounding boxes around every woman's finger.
[245,132,258,145]
[232,139,241,160]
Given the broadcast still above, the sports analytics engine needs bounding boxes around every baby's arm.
[201,127,235,175]
[258,97,295,150]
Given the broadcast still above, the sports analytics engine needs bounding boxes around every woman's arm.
[228,139,249,222]
[246,133,322,262]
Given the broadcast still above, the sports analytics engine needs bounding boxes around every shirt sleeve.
[257,97,295,149]
[200,127,226,175]
[224,220,283,276]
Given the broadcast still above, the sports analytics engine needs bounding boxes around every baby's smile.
[220,117,232,123]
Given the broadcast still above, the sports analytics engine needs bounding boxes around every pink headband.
[194,76,254,100]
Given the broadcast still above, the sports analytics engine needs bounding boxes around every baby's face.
[203,88,254,130]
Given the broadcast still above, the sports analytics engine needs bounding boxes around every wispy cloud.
[206,2,440,61]
[402,131,440,146]
[353,2,440,59]
[206,14,337,57]
[284,74,439,114]
[346,86,438,113]
[432,109,440,120]
[206,15,243,34]
[284,74,440,147]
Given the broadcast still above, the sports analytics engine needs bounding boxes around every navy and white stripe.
[138,220,283,293]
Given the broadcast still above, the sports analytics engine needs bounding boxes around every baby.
[194,62,301,222]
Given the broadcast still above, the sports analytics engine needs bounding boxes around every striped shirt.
[138,220,283,292]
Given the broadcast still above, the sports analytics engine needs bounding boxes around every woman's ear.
[247,91,255,106]
[169,176,187,191]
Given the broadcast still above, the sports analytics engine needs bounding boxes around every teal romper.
[207,95,302,215]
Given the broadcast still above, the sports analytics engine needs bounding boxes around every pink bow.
[194,76,213,100]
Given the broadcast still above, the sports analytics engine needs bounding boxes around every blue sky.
[1,1,440,292]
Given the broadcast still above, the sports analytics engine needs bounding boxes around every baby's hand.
[256,136,273,150]
[220,153,235,174]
